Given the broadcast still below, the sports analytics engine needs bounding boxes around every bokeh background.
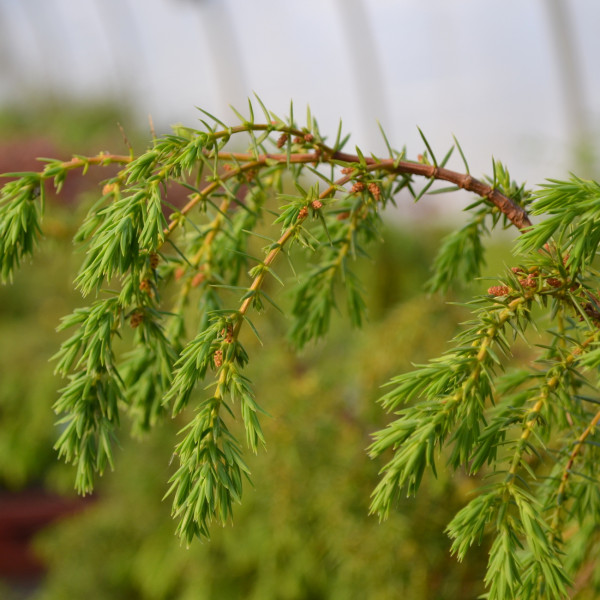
[0,1,599,598]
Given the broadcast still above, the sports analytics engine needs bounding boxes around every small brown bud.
[511,266,524,274]
[277,133,288,148]
[341,167,354,175]
[311,200,323,210]
[191,271,205,287]
[293,136,303,144]
[139,279,152,293]
[519,274,536,288]
[130,311,144,328]
[304,133,314,143]
[488,285,511,297]
[337,211,350,221]
[547,277,561,288]
[298,206,309,220]
[102,182,117,196]
[223,163,234,172]
[583,303,600,322]
[174,266,186,280]
[149,253,160,270]
[351,181,365,194]
[213,349,223,368]
[368,182,381,200]
[221,323,234,343]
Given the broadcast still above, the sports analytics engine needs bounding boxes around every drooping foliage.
[1,98,599,599]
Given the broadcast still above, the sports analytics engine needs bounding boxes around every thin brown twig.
[165,159,262,236]
[211,148,532,231]
[30,131,531,240]
[557,409,600,501]
[48,153,132,171]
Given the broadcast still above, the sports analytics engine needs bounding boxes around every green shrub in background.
[1,99,600,599]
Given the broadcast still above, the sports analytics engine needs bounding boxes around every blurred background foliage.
[0,103,531,599]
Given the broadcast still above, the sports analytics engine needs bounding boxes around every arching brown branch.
[212,147,532,231]
[27,132,532,236]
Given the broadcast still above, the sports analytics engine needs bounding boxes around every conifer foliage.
[1,99,599,599]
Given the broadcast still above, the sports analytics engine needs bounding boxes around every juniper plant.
[1,98,599,599]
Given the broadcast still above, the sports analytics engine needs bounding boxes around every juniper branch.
[4,102,600,600]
